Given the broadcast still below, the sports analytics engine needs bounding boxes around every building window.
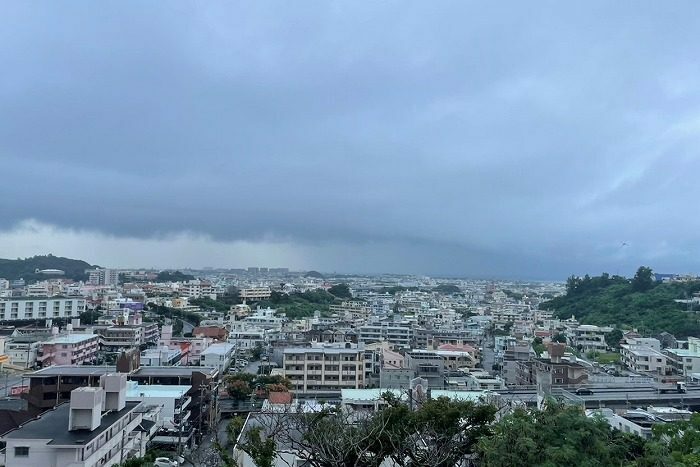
[14,446,29,457]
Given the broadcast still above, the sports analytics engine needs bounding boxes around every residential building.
[125,382,193,446]
[571,324,613,352]
[159,325,212,365]
[663,346,700,376]
[200,342,235,372]
[178,280,216,300]
[126,366,220,434]
[140,347,183,366]
[37,333,99,367]
[239,308,285,331]
[358,323,413,348]
[239,287,272,302]
[620,339,667,375]
[379,347,414,389]
[404,351,444,388]
[517,343,589,387]
[283,343,365,395]
[23,366,117,410]
[87,268,119,286]
[228,330,266,350]
[0,297,86,321]
[328,301,371,321]
[96,323,159,351]
[5,337,41,369]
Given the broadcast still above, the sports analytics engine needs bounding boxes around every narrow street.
[182,419,230,467]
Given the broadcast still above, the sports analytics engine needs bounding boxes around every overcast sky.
[2,2,700,279]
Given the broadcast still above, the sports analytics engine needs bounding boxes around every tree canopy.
[328,283,353,299]
[478,403,647,467]
[542,268,700,337]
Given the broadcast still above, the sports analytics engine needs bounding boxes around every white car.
[154,458,177,467]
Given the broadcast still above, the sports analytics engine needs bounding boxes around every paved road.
[243,360,261,375]
[183,418,229,467]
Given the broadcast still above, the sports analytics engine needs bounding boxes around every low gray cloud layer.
[2,2,700,278]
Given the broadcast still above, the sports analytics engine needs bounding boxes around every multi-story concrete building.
[96,323,159,351]
[571,324,613,352]
[516,343,588,387]
[239,287,272,302]
[664,348,700,376]
[125,381,192,446]
[328,301,371,321]
[621,338,667,375]
[404,351,444,388]
[37,333,99,367]
[178,280,216,300]
[200,342,235,372]
[5,337,42,369]
[358,323,413,348]
[228,330,266,350]
[0,297,86,321]
[283,343,365,395]
[378,347,414,388]
[87,268,119,286]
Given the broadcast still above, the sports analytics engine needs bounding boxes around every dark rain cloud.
[2,1,700,278]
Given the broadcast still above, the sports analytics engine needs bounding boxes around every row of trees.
[226,397,700,467]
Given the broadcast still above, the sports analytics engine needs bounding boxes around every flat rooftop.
[126,383,191,399]
[28,365,117,378]
[3,401,140,446]
[130,366,218,377]
[43,333,98,345]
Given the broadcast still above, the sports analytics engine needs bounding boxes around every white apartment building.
[26,283,49,297]
[228,330,266,350]
[620,338,667,375]
[571,325,614,352]
[178,280,216,299]
[283,343,365,394]
[0,298,86,321]
[239,308,285,331]
[200,342,235,372]
[664,338,700,376]
[5,339,41,369]
[87,269,119,286]
[125,382,191,446]
[358,323,413,348]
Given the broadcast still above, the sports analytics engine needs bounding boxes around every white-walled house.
[200,342,235,372]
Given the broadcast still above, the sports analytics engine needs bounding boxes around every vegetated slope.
[540,271,700,338]
[156,270,195,282]
[0,255,97,282]
[256,289,337,319]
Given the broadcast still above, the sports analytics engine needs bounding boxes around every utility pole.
[198,383,205,443]
[176,393,183,465]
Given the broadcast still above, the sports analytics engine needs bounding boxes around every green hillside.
[0,255,98,282]
[540,268,700,338]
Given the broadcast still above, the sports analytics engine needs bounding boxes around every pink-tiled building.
[37,334,99,367]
